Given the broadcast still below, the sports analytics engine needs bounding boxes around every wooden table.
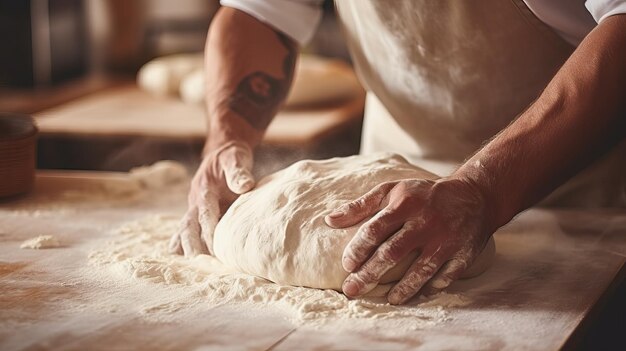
[31,84,365,171]
[34,84,365,148]
[0,76,128,115]
[1,171,625,350]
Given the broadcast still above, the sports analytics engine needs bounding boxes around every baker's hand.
[325,178,493,304]
[169,141,255,257]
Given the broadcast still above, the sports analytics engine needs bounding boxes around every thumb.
[220,143,256,194]
[325,182,395,228]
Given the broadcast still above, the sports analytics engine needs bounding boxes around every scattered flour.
[129,160,188,189]
[9,161,188,218]
[20,235,61,249]
[89,215,470,331]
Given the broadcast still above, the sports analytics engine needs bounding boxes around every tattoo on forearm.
[228,32,297,130]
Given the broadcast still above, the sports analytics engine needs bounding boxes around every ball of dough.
[179,69,205,104]
[213,153,495,291]
[148,54,363,107]
[137,53,203,96]
[285,55,363,107]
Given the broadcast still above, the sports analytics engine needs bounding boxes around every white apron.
[335,0,626,207]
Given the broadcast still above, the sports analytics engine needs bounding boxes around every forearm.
[203,7,297,153]
[454,15,626,230]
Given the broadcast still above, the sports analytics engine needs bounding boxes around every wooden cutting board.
[34,85,365,147]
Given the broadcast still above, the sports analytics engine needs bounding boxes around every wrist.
[204,116,260,156]
[447,160,507,233]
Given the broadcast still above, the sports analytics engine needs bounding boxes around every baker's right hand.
[169,141,255,257]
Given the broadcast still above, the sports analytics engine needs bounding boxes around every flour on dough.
[213,153,495,291]
[20,235,61,249]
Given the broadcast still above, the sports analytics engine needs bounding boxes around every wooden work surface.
[0,76,130,115]
[1,171,625,350]
[33,85,365,147]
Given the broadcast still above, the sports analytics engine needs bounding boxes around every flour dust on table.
[20,235,61,249]
[90,214,471,332]
[89,154,495,332]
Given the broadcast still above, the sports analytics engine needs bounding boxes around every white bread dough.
[137,54,362,107]
[213,153,495,291]
[285,55,363,107]
[137,53,203,97]
[179,68,205,104]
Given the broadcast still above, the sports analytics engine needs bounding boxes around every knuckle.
[347,201,360,212]
[431,275,454,290]
[389,281,415,304]
[342,248,358,264]
[371,182,393,201]
[350,197,367,212]
[396,193,414,208]
[356,267,379,283]
[448,258,469,273]
[373,181,393,194]
[466,243,482,258]
[387,195,407,211]
[178,228,190,240]
[414,260,438,278]
[378,247,396,263]
[183,214,197,227]
[403,219,422,232]
[449,245,474,264]
[359,225,380,245]
[200,190,214,202]
[378,241,404,263]
[341,202,354,213]
[405,274,427,291]
[420,264,436,276]
[415,179,434,187]
[350,243,372,263]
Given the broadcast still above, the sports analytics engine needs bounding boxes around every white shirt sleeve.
[586,0,626,22]
[220,0,324,46]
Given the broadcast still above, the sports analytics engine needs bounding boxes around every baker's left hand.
[325,177,494,305]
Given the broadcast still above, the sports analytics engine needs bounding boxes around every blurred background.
[0,0,362,176]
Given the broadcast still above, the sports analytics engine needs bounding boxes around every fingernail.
[342,256,357,272]
[232,175,254,194]
[342,279,359,297]
[328,211,343,219]
[387,291,402,305]
[238,178,253,189]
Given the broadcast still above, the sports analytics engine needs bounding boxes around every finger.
[342,221,420,297]
[168,232,182,255]
[325,182,396,229]
[342,212,415,272]
[224,166,255,194]
[170,208,197,254]
[220,145,256,194]
[198,194,220,256]
[387,244,450,305]
[419,258,468,296]
[178,207,208,257]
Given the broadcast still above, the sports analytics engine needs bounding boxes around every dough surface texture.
[213,153,494,291]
